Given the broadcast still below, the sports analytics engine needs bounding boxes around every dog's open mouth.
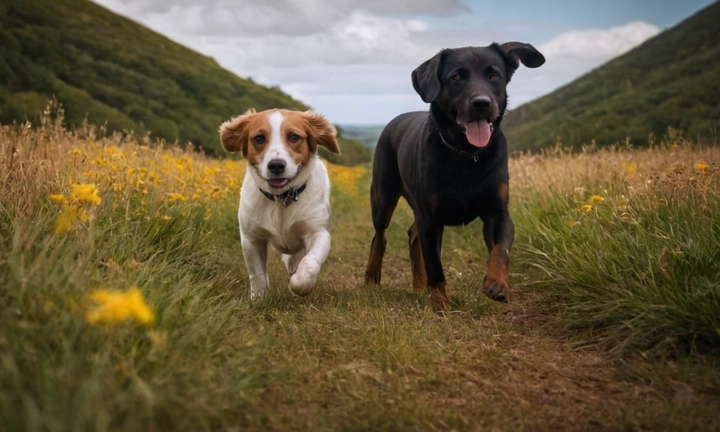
[268,178,289,188]
[458,119,494,148]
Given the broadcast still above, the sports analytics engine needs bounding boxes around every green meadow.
[2,106,719,431]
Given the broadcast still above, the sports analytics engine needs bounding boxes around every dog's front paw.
[482,275,508,303]
[250,290,264,301]
[289,260,320,296]
[250,273,269,300]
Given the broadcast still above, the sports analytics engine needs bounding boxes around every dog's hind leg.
[407,222,427,291]
[414,219,448,311]
[364,148,402,285]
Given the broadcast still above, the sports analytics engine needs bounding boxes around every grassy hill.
[0,0,369,163]
[504,1,720,151]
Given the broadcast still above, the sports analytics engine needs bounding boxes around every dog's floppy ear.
[219,108,257,156]
[498,42,545,70]
[412,51,444,103]
[302,110,340,155]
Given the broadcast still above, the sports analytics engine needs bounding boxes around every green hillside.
[0,0,367,161]
[504,2,720,151]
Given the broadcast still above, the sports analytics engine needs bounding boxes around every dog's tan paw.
[482,276,508,303]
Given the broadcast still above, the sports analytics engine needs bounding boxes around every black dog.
[364,42,545,311]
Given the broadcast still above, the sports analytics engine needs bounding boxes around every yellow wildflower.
[86,287,155,326]
[589,195,605,204]
[569,220,580,227]
[580,204,593,213]
[325,163,366,196]
[54,205,81,234]
[167,193,188,202]
[621,161,637,174]
[159,215,171,221]
[71,184,102,205]
[695,163,709,174]
[49,194,69,206]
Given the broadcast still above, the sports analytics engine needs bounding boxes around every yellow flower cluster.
[80,143,246,204]
[54,141,247,224]
[49,183,102,234]
[86,287,155,326]
[570,194,606,227]
[325,163,366,197]
[695,162,710,175]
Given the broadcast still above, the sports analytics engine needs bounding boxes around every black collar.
[259,183,307,207]
[438,131,485,162]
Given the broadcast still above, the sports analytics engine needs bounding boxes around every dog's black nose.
[471,96,491,112]
[268,159,286,175]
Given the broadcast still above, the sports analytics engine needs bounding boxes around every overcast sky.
[92,0,715,125]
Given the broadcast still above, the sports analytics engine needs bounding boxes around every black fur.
[364,42,545,310]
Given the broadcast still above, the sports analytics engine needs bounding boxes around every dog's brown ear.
[498,42,545,69]
[219,108,257,156]
[303,111,340,155]
[412,51,445,103]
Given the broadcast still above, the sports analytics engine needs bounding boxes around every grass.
[2,107,719,431]
[510,137,720,355]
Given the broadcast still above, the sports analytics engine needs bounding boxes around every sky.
[91,0,716,125]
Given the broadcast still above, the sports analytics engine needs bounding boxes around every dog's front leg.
[289,230,330,296]
[416,219,448,311]
[241,234,269,300]
[481,205,514,303]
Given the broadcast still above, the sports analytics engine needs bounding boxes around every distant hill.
[504,2,720,151]
[338,124,385,150]
[0,0,369,163]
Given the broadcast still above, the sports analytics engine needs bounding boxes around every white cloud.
[92,0,661,124]
[506,21,660,109]
[540,21,659,62]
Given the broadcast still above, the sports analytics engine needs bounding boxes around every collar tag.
[283,187,300,207]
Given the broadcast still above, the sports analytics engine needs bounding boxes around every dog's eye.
[253,135,266,144]
[489,72,499,80]
[451,74,461,81]
[288,133,301,143]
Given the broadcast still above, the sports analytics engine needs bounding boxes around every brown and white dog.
[219,108,340,299]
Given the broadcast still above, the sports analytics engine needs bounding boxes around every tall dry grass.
[510,133,720,354]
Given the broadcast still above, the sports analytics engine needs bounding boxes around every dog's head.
[412,42,544,149]
[219,108,339,192]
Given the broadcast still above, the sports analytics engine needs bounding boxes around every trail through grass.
[1,110,719,431]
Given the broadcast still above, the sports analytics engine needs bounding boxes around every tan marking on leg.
[364,232,386,285]
[428,281,448,312]
[407,223,427,292]
[498,183,509,202]
[483,244,509,302]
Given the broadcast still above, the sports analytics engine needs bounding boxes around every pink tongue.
[268,178,288,188]
[464,121,491,148]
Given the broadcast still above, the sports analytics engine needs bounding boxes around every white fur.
[238,112,332,299]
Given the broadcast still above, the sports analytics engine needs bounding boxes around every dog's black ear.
[498,42,545,69]
[219,108,256,156]
[303,110,340,155]
[412,51,444,103]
